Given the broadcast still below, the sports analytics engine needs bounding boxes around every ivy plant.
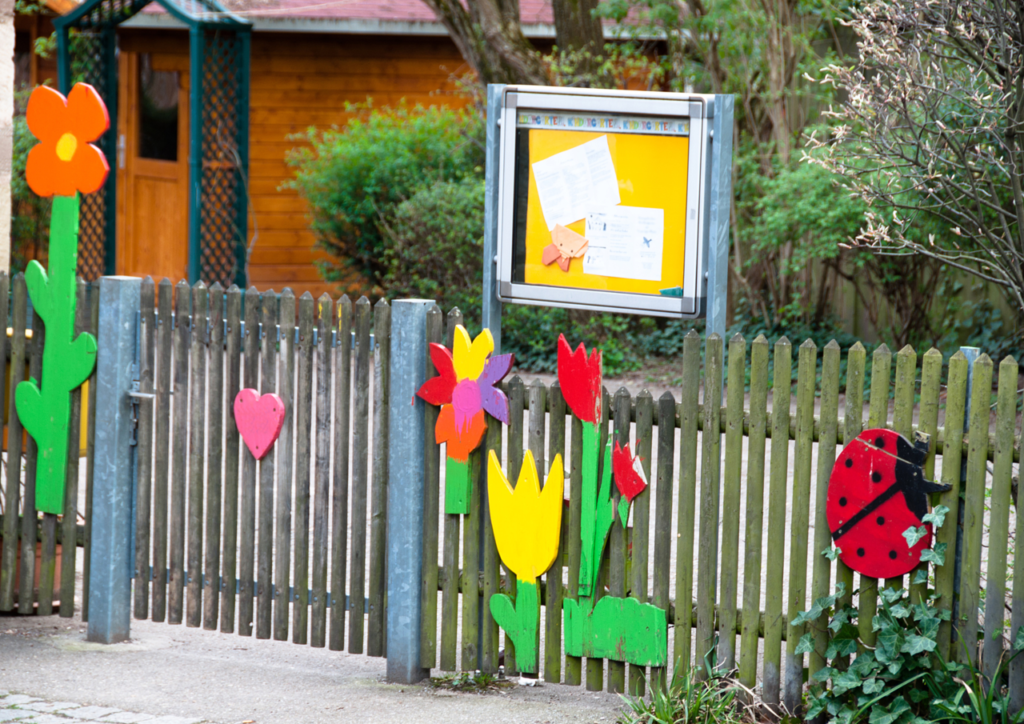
[792,505,1024,724]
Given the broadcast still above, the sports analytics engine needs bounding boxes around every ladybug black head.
[894,434,951,521]
[897,435,928,467]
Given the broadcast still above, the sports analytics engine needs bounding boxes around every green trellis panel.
[55,0,250,289]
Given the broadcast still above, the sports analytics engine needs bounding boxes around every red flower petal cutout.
[417,343,458,406]
[68,142,109,195]
[26,86,67,143]
[613,440,647,502]
[66,83,110,142]
[556,335,602,424]
[25,142,58,197]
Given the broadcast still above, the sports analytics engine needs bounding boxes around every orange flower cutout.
[26,84,110,198]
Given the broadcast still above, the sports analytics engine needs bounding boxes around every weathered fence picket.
[274,289,296,643]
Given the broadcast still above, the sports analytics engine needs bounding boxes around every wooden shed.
[40,0,558,298]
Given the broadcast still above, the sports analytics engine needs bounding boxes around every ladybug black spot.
[871,471,883,483]
[839,497,847,507]
[877,516,885,525]
[889,550,897,560]
[857,548,866,557]
[844,458,853,468]
[875,436,885,448]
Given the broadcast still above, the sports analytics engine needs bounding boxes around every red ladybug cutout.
[826,429,950,579]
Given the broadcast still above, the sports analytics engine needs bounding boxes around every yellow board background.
[523,129,690,295]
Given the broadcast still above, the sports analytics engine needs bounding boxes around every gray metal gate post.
[87,276,140,644]
[386,299,434,684]
[482,83,505,352]
[705,94,734,343]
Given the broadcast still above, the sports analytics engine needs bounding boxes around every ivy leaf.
[1015,626,1024,652]
[902,634,937,655]
[921,543,947,567]
[795,633,815,655]
[918,617,940,639]
[869,697,911,724]
[862,677,885,695]
[912,569,929,585]
[806,697,827,720]
[826,636,859,659]
[833,670,862,696]
[903,525,928,547]
[851,651,878,677]
[890,603,911,619]
[813,666,837,683]
[882,586,905,605]
[824,546,841,561]
[922,505,949,529]
[877,628,903,660]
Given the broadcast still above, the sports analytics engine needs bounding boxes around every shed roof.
[115,0,606,37]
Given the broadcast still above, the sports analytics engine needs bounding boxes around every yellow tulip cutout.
[487,449,564,674]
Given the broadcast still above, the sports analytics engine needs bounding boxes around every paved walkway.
[0,695,201,724]
[0,613,622,724]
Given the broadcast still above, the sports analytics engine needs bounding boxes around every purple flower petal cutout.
[479,353,514,424]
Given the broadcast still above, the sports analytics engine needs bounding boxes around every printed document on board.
[532,135,620,230]
[583,206,664,281]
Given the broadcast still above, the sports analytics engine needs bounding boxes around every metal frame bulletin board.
[483,85,734,346]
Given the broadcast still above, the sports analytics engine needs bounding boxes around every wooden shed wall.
[118,28,470,298]
[247,32,471,298]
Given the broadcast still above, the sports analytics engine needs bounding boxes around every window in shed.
[139,53,179,161]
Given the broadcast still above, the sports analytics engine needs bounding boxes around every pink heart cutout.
[234,388,286,460]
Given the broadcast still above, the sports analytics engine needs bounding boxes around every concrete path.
[0,613,624,724]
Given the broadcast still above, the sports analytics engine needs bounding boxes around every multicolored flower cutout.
[417,326,513,514]
[25,84,110,198]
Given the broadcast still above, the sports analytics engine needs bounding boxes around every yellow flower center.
[56,132,77,162]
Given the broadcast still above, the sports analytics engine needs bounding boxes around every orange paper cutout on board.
[25,84,110,198]
[541,225,589,273]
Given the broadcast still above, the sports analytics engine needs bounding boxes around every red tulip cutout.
[613,440,647,524]
[557,335,602,424]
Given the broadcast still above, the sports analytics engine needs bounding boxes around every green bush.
[381,178,486,311]
[286,103,485,286]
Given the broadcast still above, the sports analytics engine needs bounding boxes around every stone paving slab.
[1,698,201,724]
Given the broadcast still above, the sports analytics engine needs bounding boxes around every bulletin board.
[518,129,690,296]
[495,87,714,318]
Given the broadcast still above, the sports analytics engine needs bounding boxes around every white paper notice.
[532,136,621,230]
[583,206,664,281]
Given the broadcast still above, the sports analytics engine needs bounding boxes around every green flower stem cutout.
[556,335,667,668]
[16,83,109,515]
[490,579,540,674]
[16,194,97,515]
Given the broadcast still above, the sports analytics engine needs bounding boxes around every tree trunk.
[421,0,549,85]
[552,0,604,80]
[0,0,12,272]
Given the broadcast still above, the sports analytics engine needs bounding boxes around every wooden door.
[116,50,189,281]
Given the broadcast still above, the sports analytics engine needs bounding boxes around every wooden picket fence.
[0,271,97,618]
[130,279,391,654]
[421,309,1024,713]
